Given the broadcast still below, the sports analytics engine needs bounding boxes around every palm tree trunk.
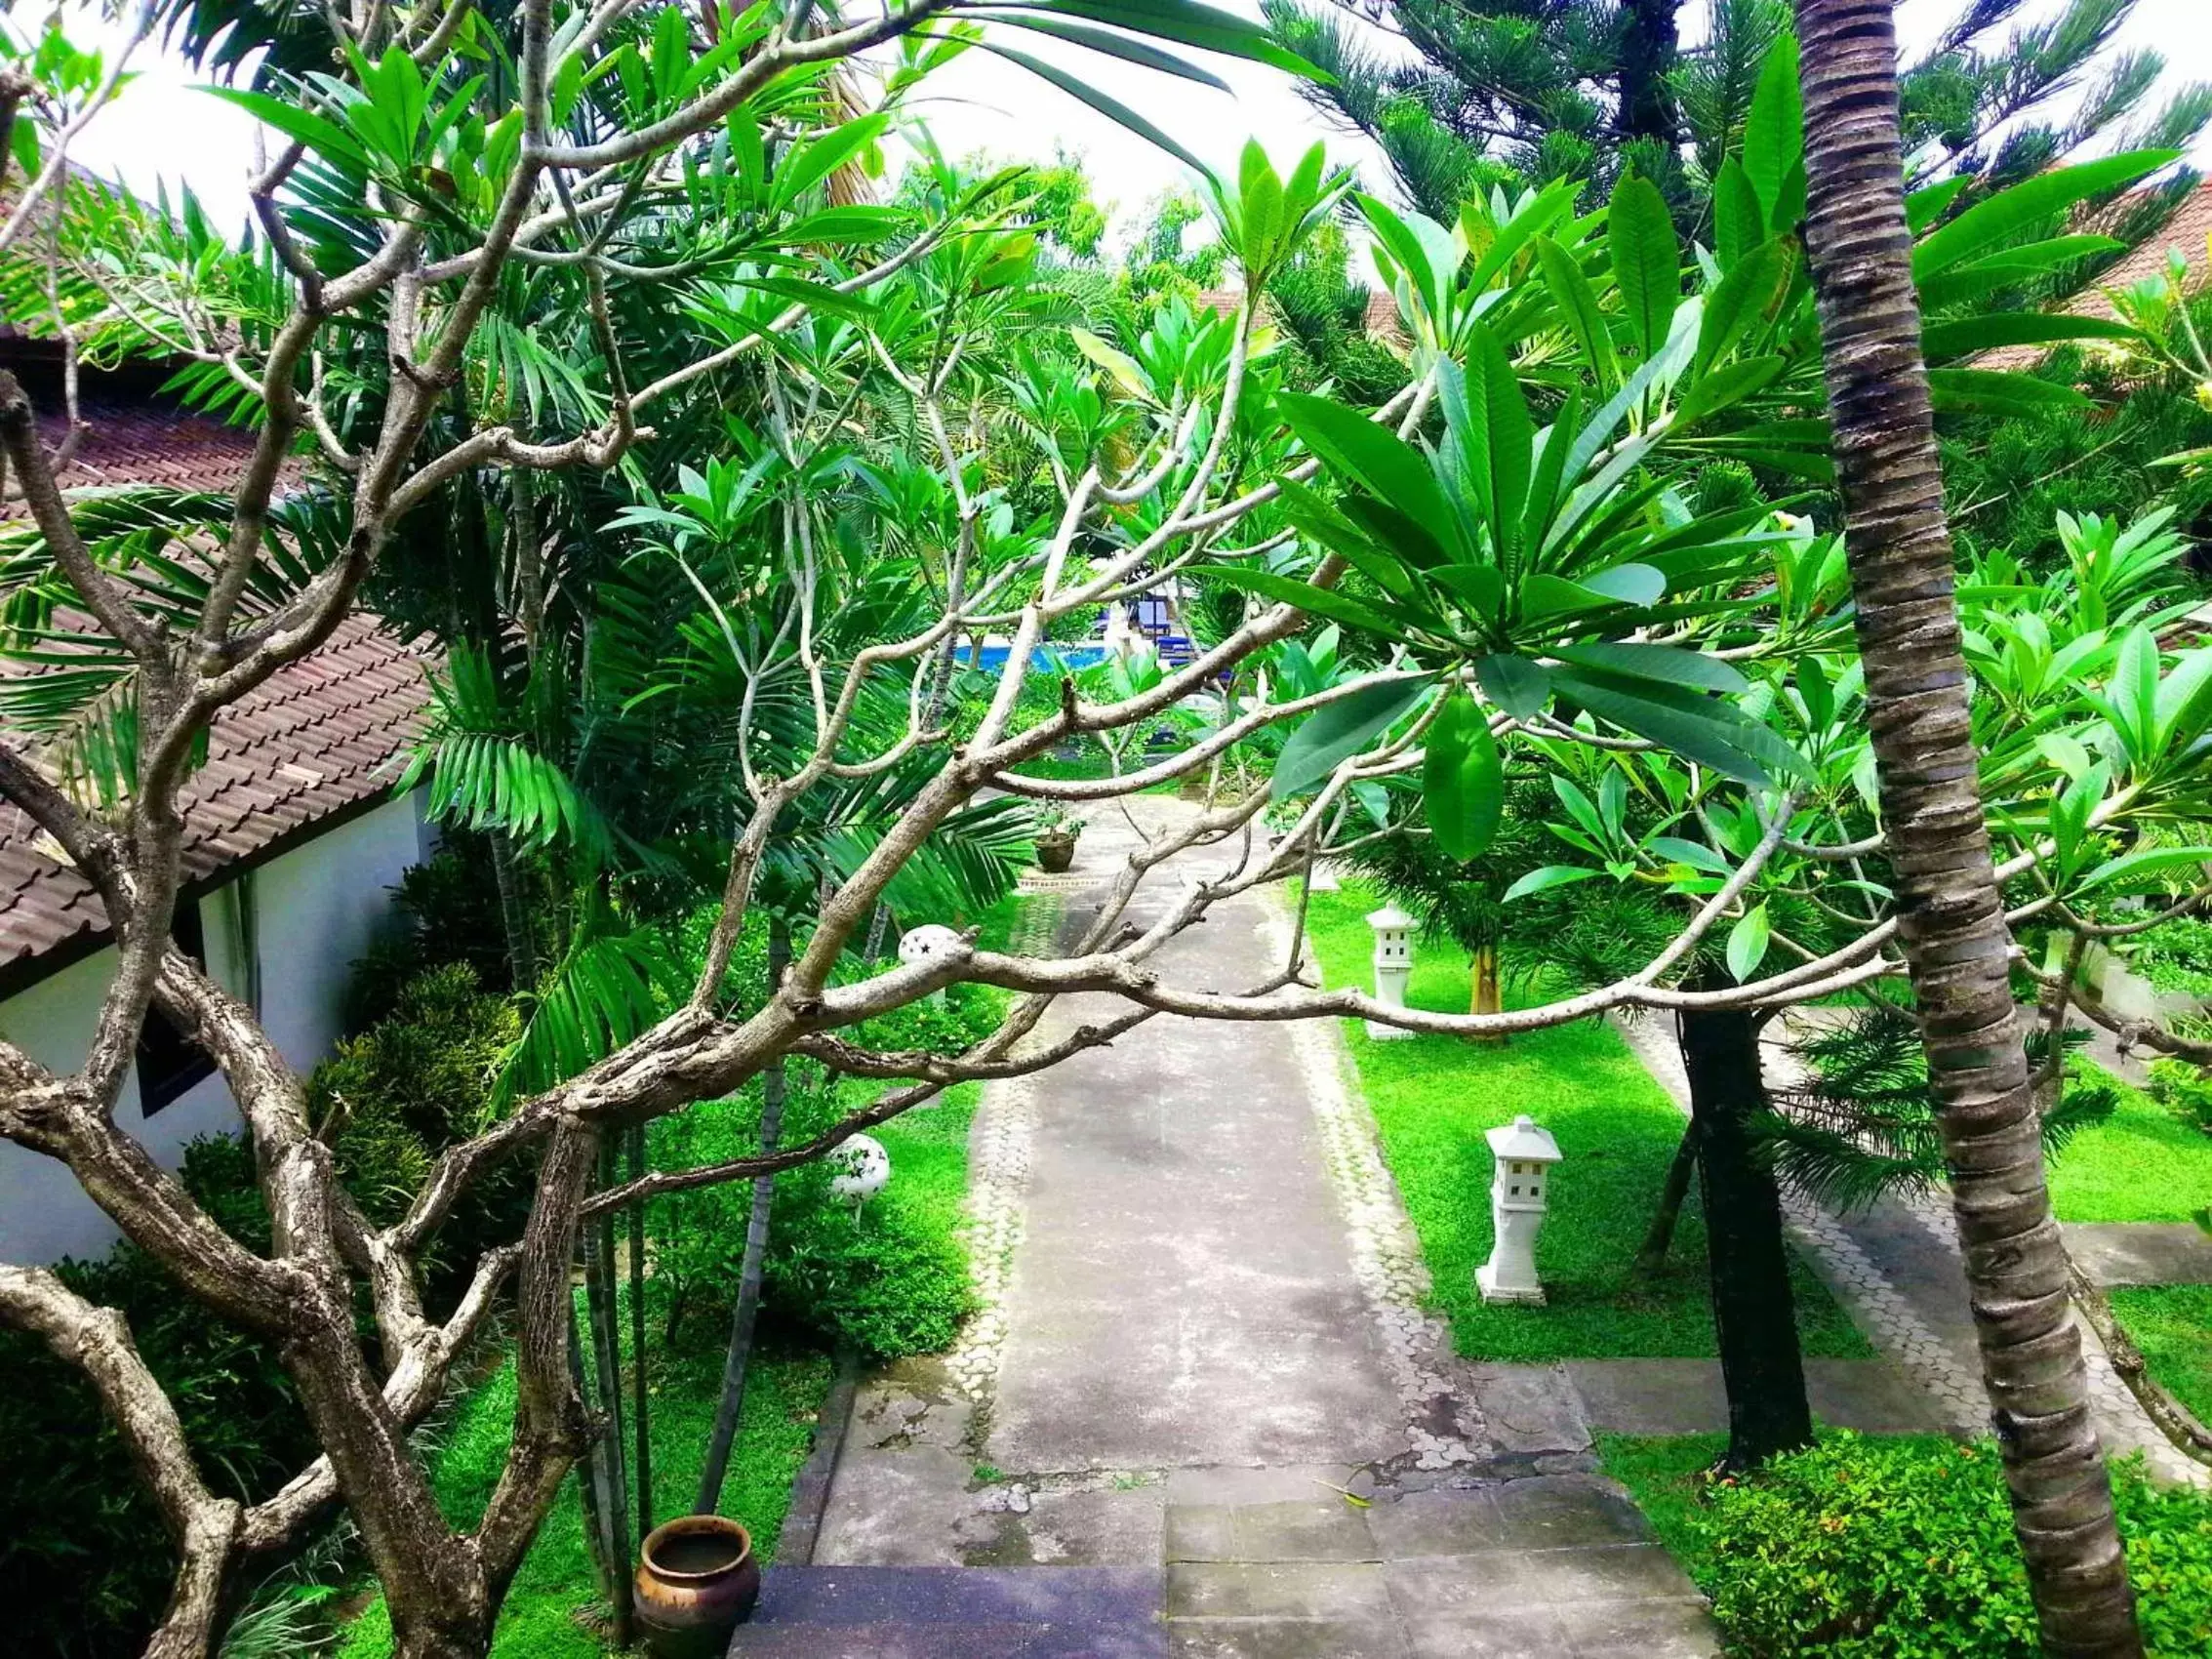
[1791,3,2140,1650]
[1468,940,1507,1044]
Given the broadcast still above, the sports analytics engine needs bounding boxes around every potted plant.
[1033,807,1081,873]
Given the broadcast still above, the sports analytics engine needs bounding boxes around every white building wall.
[0,790,428,1265]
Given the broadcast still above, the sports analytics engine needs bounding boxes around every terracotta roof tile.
[0,398,309,518]
[1981,179,2212,371]
[1,613,430,979]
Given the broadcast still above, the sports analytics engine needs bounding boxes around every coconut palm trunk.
[1790,2,2141,1652]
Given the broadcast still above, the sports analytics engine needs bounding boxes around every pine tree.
[1267,0,2209,224]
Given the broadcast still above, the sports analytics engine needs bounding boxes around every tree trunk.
[697,915,792,1514]
[1633,1119,1700,1278]
[1617,0,1681,149]
[1678,1002,1812,1469]
[1468,940,1506,1044]
[582,1178,634,1647]
[1791,2,2140,1650]
[627,1123,655,1543]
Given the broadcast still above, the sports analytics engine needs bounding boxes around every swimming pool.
[968,643,1110,672]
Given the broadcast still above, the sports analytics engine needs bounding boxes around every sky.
[27,0,2212,252]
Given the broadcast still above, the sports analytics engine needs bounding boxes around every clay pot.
[1035,831,1078,873]
[634,1515,760,1659]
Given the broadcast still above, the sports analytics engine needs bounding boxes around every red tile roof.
[1980,179,2212,370]
[0,397,307,515]
[0,612,431,981]
[0,386,428,982]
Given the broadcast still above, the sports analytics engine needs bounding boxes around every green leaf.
[1696,236,1792,376]
[1429,562,1504,620]
[1726,903,1771,982]
[1071,327,1156,402]
[1018,0,1325,80]
[1535,235,1620,397]
[1671,354,1788,428]
[202,86,369,169]
[1712,158,1763,270]
[1450,322,1533,562]
[1650,836,1732,874]
[1423,692,1504,861]
[1918,312,2138,362]
[1926,368,2090,417]
[1742,35,1802,232]
[1278,392,1449,529]
[1271,677,1430,799]
[1548,641,1748,694]
[975,41,1208,175]
[1913,149,2180,280]
[1608,173,1680,363]
[963,10,1231,88]
[1202,566,1411,639]
[1474,654,1550,719]
[2075,847,2212,895]
[1914,235,2127,310]
[1503,865,1602,903]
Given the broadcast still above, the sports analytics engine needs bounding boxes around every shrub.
[1692,1433,2212,1658]
[342,841,517,1030]
[311,963,528,1308]
[0,1140,314,1659]
[2147,1059,2212,1137]
[649,972,1002,1362]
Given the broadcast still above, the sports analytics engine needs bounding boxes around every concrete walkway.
[761,799,1719,1657]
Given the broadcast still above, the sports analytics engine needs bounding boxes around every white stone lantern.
[1363,905,1416,1040]
[898,923,963,1008]
[828,1134,891,1215]
[1308,858,1342,894]
[1477,1114,1563,1305]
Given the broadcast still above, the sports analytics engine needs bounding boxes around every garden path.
[739,798,1721,1657]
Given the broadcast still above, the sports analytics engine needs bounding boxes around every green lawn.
[339,1340,831,1659]
[1301,883,1869,1362]
[2111,1284,2212,1427]
[2048,1065,2212,1224]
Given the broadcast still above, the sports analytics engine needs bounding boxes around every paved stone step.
[731,1565,1165,1658]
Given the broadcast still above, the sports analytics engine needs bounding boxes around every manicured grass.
[339,1341,830,1659]
[2112,1284,2212,1426]
[2048,1064,2212,1224]
[1302,882,1870,1362]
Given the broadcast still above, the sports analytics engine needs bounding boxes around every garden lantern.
[828,1134,891,1215]
[898,923,963,1007]
[1308,858,1341,893]
[1477,1114,1562,1305]
[1364,905,1415,1039]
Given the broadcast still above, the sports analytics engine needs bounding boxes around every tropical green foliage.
[1606,1432,2212,1659]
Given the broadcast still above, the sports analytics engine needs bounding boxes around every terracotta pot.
[634,1515,760,1659]
[1035,832,1078,873]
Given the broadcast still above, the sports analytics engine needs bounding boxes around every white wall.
[0,790,428,1265]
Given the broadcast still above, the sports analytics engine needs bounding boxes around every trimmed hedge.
[1606,1431,2212,1658]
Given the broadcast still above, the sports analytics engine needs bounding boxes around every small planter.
[634,1515,760,1659]
[1035,830,1079,873]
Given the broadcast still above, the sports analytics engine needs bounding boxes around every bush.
[649,967,1003,1362]
[311,962,529,1311]
[1691,1433,2212,1658]
[343,840,516,1030]
[2147,1059,2212,1137]
[0,1139,314,1659]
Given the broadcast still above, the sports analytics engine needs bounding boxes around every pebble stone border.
[1609,1013,1991,1433]
[1887,1185,2205,1484]
[1267,898,1490,1473]
[943,893,1065,1410]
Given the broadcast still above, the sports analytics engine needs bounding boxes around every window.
[137,901,214,1115]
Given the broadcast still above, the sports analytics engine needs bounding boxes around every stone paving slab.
[1565,1356,1953,1436]
[2064,1222,2212,1286]
[735,1565,1166,1658]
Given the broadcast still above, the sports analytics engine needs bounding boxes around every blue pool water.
[971,643,1110,672]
